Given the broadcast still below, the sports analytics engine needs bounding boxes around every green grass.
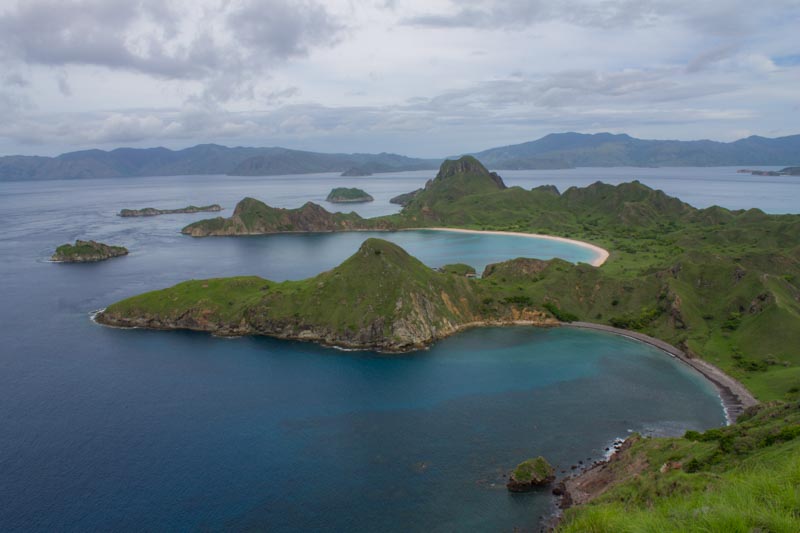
[560,401,800,532]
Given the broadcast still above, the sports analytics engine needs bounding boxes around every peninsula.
[52,240,128,263]
[325,187,374,203]
[119,204,221,217]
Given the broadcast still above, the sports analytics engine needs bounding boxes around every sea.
[0,166,795,531]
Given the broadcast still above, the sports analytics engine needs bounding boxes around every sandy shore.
[420,227,610,267]
[568,322,758,423]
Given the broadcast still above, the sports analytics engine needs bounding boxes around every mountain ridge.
[2,132,799,180]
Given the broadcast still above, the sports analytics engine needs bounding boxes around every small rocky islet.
[119,204,221,217]
[325,187,374,203]
[51,240,128,263]
[506,456,555,492]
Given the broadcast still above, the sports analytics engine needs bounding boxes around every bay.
[3,166,792,531]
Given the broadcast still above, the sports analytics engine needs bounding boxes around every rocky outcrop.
[506,457,555,492]
[326,187,374,203]
[119,204,221,217]
[51,240,128,263]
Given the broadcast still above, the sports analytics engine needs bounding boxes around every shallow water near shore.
[2,168,786,531]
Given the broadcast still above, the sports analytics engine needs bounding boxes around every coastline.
[420,227,610,267]
[567,322,758,423]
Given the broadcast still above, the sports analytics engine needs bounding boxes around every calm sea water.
[2,166,793,531]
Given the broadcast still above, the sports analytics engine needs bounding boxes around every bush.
[543,302,578,322]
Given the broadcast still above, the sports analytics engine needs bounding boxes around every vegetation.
[559,401,800,532]
[52,240,128,262]
[326,187,374,203]
[512,457,555,484]
[439,263,476,276]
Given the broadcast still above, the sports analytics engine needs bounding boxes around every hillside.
[470,132,800,169]
[180,197,389,236]
[96,239,554,351]
[0,144,439,181]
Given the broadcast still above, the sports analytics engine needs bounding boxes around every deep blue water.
[3,167,793,531]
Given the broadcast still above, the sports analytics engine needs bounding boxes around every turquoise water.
[0,171,754,531]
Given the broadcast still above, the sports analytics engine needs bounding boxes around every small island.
[506,456,555,492]
[326,187,374,203]
[51,240,128,263]
[341,167,372,177]
[119,204,222,217]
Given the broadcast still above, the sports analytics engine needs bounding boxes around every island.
[341,167,372,177]
[100,155,800,531]
[506,457,555,492]
[119,204,222,217]
[51,240,128,263]
[325,187,374,203]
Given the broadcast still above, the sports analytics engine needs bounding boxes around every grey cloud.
[404,0,800,31]
[0,0,346,100]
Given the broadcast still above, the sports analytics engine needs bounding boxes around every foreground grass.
[560,401,800,532]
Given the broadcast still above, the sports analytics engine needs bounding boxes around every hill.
[470,132,800,168]
[96,239,554,351]
[0,144,439,181]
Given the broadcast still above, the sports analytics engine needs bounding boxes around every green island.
[119,204,221,217]
[99,155,800,531]
[507,456,556,492]
[326,187,374,203]
[52,240,128,263]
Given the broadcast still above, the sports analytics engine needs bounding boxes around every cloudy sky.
[1,0,798,157]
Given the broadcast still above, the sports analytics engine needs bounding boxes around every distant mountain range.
[1,132,799,181]
[0,144,439,181]
[468,132,800,169]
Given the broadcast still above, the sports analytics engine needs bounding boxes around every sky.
[0,0,799,157]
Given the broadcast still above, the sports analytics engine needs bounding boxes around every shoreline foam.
[419,227,610,267]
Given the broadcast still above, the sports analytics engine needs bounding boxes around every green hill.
[97,239,549,351]
[181,197,384,236]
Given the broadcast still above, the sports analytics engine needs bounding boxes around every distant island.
[326,187,374,203]
[51,240,128,263]
[119,204,222,217]
[738,167,800,176]
[341,167,372,176]
[3,132,800,180]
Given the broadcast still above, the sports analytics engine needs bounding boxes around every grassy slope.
[103,239,488,349]
[560,401,800,532]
